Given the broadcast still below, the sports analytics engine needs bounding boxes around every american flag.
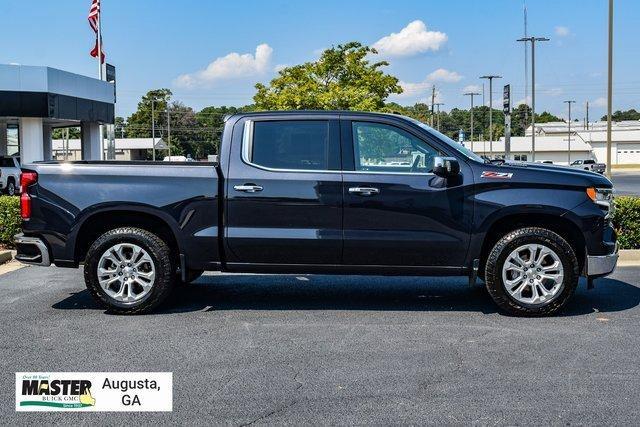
[88,0,105,63]
[88,0,100,33]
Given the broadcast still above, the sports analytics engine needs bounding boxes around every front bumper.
[586,243,618,277]
[14,233,51,266]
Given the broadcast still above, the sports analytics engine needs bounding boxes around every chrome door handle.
[234,184,263,193]
[348,186,380,196]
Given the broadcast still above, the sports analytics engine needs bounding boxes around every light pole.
[606,0,614,178]
[464,92,481,144]
[480,75,502,157]
[517,36,549,162]
[564,100,576,165]
[151,99,156,161]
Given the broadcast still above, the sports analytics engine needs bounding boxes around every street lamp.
[479,75,502,157]
[464,92,481,144]
[517,36,549,162]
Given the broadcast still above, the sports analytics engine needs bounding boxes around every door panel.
[342,119,473,267]
[225,117,343,265]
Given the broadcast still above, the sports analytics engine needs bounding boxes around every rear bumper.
[14,233,51,266]
[586,243,618,277]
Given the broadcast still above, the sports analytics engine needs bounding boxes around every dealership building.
[0,64,114,163]
[471,121,640,164]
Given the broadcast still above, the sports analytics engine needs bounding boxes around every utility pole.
[517,36,549,162]
[166,105,171,159]
[480,75,502,157]
[434,103,444,131]
[606,0,614,178]
[430,85,436,127]
[464,92,481,143]
[151,99,156,161]
[586,101,590,130]
[564,100,576,165]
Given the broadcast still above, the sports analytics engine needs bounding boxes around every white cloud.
[427,68,462,83]
[274,64,289,72]
[395,68,462,99]
[546,87,564,97]
[175,44,273,88]
[516,96,532,106]
[555,26,570,37]
[592,97,607,107]
[373,20,447,57]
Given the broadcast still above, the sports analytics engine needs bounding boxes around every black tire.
[6,179,16,196]
[485,227,579,316]
[84,227,175,314]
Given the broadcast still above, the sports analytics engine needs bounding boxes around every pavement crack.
[240,399,299,426]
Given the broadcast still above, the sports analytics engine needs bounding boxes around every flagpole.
[97,1,104,159]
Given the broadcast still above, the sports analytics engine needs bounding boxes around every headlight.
[586,187,614,217]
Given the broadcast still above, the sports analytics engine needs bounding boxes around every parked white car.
[0,156,21,196]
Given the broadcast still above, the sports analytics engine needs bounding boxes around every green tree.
[601,109,640,121]
[537,111,562,123]
[125,89,173,138]
[254,42,402,111]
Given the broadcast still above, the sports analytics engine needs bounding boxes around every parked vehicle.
[570,159,606,174]
[15,111,618,316]
[0,155,21,195]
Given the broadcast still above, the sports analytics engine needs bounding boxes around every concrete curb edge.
[0,250,13,265]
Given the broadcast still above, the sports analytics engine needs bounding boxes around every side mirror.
[433,156,460,178]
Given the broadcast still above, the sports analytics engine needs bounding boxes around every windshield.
[402,116,486,163]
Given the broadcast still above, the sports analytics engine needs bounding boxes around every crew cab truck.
[15,111,618,316]
[570,159,606,174]
[0,155,21,195]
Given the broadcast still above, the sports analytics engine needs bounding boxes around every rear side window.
[0,158,14,167]
[248,120,335,171]
[584,160,595,164]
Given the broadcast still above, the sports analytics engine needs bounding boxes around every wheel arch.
[72,205,182,265]
[477,211,586,277]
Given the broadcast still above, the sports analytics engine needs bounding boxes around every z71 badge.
[481,171,513,179]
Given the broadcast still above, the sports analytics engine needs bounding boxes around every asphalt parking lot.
[611,171,640,196]
[1,265,639,424]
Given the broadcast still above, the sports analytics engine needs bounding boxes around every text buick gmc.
[15,111,618,315]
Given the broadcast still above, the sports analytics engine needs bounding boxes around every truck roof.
[226,110,409,121]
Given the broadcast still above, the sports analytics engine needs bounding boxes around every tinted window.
[584,160,595,164]
[0,158,14,167]
[251,121,331,170]
[352,122,440,173]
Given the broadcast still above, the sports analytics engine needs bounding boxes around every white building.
[470,120,640,165]
[51,138,168,161]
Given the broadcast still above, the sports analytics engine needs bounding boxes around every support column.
[42,124,52,161]
[81,122,102,160]
[0,121,7,156]
[19,117,44,163]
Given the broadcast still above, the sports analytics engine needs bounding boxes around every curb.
[0,250,13,265]
[619,249,640,266]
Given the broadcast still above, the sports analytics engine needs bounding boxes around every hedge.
[0,194,639,250]
[0,196,21,247]
[612,196,640,249]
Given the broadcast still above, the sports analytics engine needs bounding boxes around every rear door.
[341,117,473,267]
[225,115,343,266]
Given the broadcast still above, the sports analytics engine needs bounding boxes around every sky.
[1,0,639,121]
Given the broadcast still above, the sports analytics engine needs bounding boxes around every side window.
[248,120,332,171]
[352,122,440,173]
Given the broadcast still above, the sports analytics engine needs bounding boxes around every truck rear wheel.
[485,227,579,316]
[84,227,175,314]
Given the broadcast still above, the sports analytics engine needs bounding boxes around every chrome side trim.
[586,244,618,277]
[14,233,51,267]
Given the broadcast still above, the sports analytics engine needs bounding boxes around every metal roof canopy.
[0,64,115,125]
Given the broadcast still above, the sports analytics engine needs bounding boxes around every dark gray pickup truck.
[15,111,618,316]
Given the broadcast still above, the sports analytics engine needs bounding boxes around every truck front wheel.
[485,227,579,316]
[84,227,175,314]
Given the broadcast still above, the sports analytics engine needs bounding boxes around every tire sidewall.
[84,229,173,312]
[7,181,15,196]
[486,228,579,316]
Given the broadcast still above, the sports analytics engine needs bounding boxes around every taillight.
[20,171,38,220]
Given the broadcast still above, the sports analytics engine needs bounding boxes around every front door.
[225,116,343,265]
[341,118,473,267]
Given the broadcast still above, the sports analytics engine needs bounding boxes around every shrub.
[0,196,21,248]
[613,196,640,249]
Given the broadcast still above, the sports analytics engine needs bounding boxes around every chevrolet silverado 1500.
[15,111,618,315]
